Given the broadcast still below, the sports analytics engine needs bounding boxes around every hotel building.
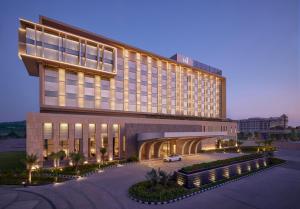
[18,16,237,165]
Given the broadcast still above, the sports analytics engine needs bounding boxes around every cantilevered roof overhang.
[137,131,228,142]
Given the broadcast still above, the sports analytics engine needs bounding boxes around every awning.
[137,131,228,142]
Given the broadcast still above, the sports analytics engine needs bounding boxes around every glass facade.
[25,28,117,74]
[31,24,223,119]
[128,53,137,112]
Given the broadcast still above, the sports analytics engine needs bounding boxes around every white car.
[163,154,182,162]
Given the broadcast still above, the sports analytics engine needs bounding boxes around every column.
[58,68,65,106]
[221,78,226,118]
[136,53,141,112]
[95,123,101,162]
[176,65,181,114]
[95,75,101,109]
[198,72,202,117]
[124,50,129,111]
[167,63,171,114]
[108,124,113,161]
[53,122,59,152]
[110,77,115,110]
[147,57,152,112]
[82,123,89,158]
[157,60,162,113]
[68,122,75,154]
[78,72,84,108]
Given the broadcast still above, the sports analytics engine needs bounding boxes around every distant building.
[238,114,288,133]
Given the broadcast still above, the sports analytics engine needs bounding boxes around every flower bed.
[129,157,285,204]
[129,180,195,202]
[199,146,276,154]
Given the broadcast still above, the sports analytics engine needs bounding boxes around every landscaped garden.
[129,152,285,203]
[0,149,138,186]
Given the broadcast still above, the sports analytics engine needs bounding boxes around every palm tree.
[49,151,66,167]
[23,154,38,184]
[255,140,263,152]
[99,147,107,164]
[69,152,85,175]
[145,168,160,186]
[237,140,243,152]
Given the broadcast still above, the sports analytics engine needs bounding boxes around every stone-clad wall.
[27,112,237,164]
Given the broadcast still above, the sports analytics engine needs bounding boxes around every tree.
[255,140,263,152]
[145,168,171,187]
[69,152,85,175]
[146,168,160,186]
[99,147,107,164]
[49,150,66,167]
[23,154,38,184]
[237,140,243,152]
[158,168,171,186]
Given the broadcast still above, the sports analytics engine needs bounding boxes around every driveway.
[141,153,242,173]
[1,147,300,209]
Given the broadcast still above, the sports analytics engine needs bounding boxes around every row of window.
[26,28,115,72]
[44,67,221,117]
[42,122,122,160]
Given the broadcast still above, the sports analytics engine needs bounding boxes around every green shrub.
[129,180,192,202]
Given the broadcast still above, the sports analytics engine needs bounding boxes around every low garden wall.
[177,156,268,189]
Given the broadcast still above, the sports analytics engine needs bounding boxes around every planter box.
[176,157,268,189]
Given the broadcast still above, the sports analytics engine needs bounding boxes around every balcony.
[18,19,117,77]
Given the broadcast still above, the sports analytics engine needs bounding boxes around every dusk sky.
[0,0,299,126]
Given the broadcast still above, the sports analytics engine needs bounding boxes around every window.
[101,124,108,160]
[44,69,58,105]
[59,123,69,156]
[88,124,96,158]
[84,76,95,108]
[101,79,110,109]
[112,124,120,159]
[74,123,82,153]
[66,72,78,107]
[43,123,53,158]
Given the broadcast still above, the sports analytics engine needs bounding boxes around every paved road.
[1,149,300,209]
[141,152,241,173]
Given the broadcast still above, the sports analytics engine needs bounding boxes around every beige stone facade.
[27,112,237,163]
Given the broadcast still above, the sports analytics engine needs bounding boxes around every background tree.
[99,147,107,164]
[255,140,263,152]
[49,150,66,167]
[69,152,85,175]
[23,154,38,184]
[237,140,243,152]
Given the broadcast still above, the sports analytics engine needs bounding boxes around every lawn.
[0,151,26,171]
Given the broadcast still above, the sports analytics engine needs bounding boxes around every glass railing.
[19,19,117,75]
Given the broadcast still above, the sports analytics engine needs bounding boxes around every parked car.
[163,154,182,162]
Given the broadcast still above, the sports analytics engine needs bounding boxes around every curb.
[129,162,286,205]
[33,161,138,179]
